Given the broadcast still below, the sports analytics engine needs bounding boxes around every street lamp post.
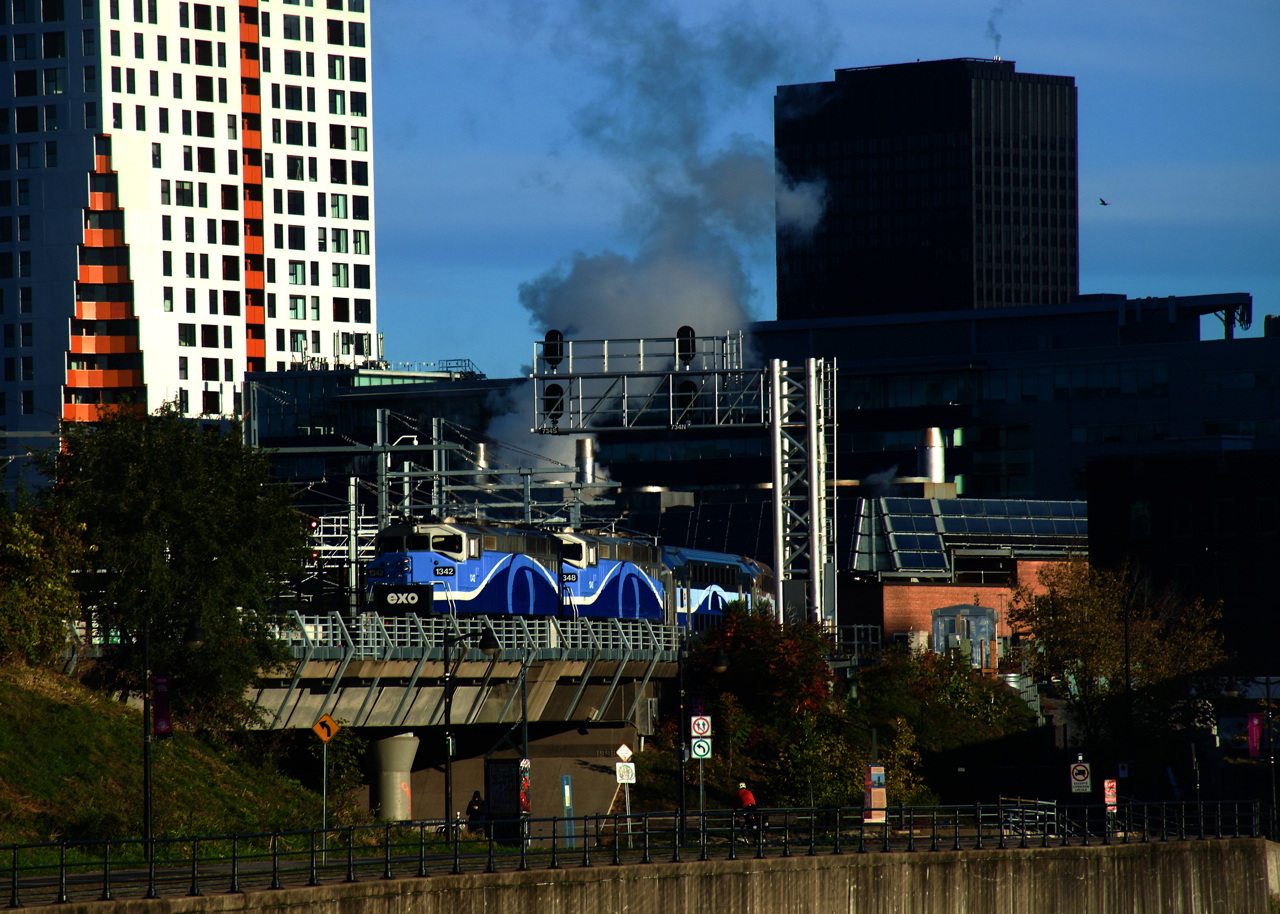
[442,628,501,828]
[677,633,687,844]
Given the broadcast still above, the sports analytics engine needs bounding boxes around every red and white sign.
[1104,778,1117,812]
[1070,762,1092,793]
[691,716,712,738]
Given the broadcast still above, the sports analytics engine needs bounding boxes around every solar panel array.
[854,497,1088,576]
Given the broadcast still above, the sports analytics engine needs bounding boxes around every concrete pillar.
[373,733,419,820]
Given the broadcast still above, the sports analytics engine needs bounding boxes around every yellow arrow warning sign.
[312,713,340,742]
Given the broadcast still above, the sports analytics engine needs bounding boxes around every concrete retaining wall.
[29,838,1279,914]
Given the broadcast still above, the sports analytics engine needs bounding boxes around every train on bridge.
[364,520,770,631]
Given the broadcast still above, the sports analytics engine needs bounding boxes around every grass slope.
[0,664,320,846]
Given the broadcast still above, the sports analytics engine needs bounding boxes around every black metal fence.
[3,800,1271,908]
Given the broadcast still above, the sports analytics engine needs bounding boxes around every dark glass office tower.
[775,58,1078,320]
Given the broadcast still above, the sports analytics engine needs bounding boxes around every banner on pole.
[152,673,173,739]
[1248,713,1263,758]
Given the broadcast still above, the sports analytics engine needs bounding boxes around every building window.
[178,355,187,378]
[353,264,369,289]
[330,228,347,253]
[329,193,346,219]
[327,53,344,80]
[349,92,365,117]
[331,262,348,288]
[178,387,189,413]
[84,101,98,129]
[201,390,219,415]
[348,22,364,47]
[332,297,349,322]
[220,184,238,210]
[151,141,161,167]
[275,327,285,351]
[222,254,239,280]
[349,56,365,82]
[164,286,174,311]
[175,180,193,206]
[353,229,369,255]
[162,250,172,275]
[354,298,370,323]
[201,356,218,381]
[287,225,305,250]
[200,323,218,347]
[267,292,277,319]
[350,126,366,151]
[44,142,57,167]
[178,322,196,346]
[288,260,305,285]
[352,195,368,220]
[285,120,303,145]
[288,294,305,319]
[222,290,240,315]
[158,107,168,132]
[287,189,305,215]
[289,329,306,352]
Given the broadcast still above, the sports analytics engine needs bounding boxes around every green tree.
[1008,559,1225,748]
[34,403,307,732]
[0,508,86,665]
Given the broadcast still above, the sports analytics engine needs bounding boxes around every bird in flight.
[1099,198,1110,205]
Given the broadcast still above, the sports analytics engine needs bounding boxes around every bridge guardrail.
[272,613,682,664]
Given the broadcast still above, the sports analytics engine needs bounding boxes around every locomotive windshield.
[376,536,404,555]
[406,535,432,550]
[562,543,583,562]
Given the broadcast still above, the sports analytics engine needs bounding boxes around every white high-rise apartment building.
[0,0,376,431]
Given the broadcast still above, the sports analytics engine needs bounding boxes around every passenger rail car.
[661,546,771,634]
[366,522,669,621]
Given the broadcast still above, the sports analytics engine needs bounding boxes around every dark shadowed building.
[775,58,1078,320]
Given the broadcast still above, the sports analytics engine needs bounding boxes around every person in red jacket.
[736,782,757,811]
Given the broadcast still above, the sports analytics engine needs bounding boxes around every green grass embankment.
[0,664,319,847]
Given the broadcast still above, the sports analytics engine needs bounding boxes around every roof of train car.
[661,545,766,574]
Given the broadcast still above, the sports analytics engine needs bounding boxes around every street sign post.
[691,716,712,738]
[691,738,712,759]
[616,744,633,762]
[311,714,341,862]
[616,762,636,784]
[1104,778,1117,812]
[1070,761,1092,794]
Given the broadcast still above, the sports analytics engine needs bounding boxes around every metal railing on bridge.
[3,800,1272,908]
[274,612,682,664]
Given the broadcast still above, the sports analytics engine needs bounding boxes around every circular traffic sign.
[1070,763,1090,782]
[691,716,711,737]
[691,738,712,759]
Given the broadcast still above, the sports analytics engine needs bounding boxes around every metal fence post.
[974,803,983,850]
[347,826,357,882]
[582,816,592,867]
[613,816,621,866]
[310,829,320,886]
[672,813,682,863]
[728,812,737,861]
[1019,801,1028,849]
[520,818,529,871]
[383,823,393,879]
[189,837,202,896]
[643,814,651,865]
[756,812,766,859]
[809,808,817,857]
[417,823,427,878]
[486,824,496,874]
[998,799,1006,849]
[907,806,915,852]
[953,807,961,851]
[551,817,560,869]
[452,819,461,875]
[783,810,791,858]
[10,845,19,909]
[230,836,241,893]
[272,832,282,889]
[930,808,938,852]
[58,841,68,904]
[700,811,709,862]
[882,814,890,853]
[101,840,112,902]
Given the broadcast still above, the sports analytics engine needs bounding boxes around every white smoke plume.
[517,0,834,342]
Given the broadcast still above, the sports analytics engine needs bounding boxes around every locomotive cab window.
[405,535,431,551]
[561,542,583,563]
[432,534,464,556]
[468,537,480,559]
[376,536,403,555]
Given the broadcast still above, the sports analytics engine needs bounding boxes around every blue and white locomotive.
[365,521,669,621]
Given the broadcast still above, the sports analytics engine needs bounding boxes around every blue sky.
[369,0,1280,378]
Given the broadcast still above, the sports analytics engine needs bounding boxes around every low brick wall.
[27,838,1277,914]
